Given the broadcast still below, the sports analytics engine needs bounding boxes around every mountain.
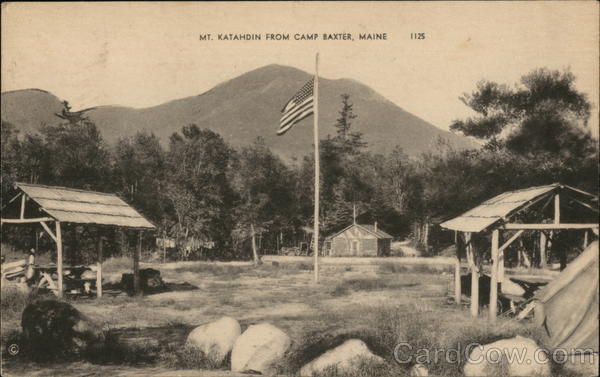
[1,89,65,134]
[2,65,478,160]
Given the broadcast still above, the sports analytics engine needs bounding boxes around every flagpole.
[313,52,320,283]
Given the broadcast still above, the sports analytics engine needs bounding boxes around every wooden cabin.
[325,223,392,257]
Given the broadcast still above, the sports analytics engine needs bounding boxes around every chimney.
[353,203,356,224]
[374,221,378,232]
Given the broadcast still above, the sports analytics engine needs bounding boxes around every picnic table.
[1,260,99,297]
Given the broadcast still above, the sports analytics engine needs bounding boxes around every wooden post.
[163,230,167,263]
[540,232,547,268]
[251,223,258,265]
[554,194,560,224]
[489,229,500,322]
[56,221,63,298]
[466,232,478,317]
[279,230,283,253]
[20,194,26,219]
[455,254,461,305]
[133,231,141,295]
[423,223,430,251]
[454,231,461,305]
[96,235,103,298]
[498,247,505,283]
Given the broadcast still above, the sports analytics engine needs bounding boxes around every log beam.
[568,197,599,214]
[498,230,524,254]
[504,223,598,230]
[1,217,54,224]
[40,221,57,243]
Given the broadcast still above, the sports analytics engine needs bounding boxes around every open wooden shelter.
[1,182,155,297]
[440,183,598,323]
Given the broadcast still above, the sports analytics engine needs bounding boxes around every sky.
[2,2,598,135]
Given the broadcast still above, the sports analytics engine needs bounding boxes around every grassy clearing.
[2,259,577,376]
[102,256,133,274]
[378,261,453,274]
[171,264,248,277]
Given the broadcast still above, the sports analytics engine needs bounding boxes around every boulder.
[299,339,384,376]
[463,336,551,376]
[185,316,241,365]
[21,300,105,359]
[231,323,291,374]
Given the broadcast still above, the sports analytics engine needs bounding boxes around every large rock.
[21,300,105,359]
[231,323,291,374]
[299,339,384,376]
[463,336,551,376]
[185,316,241,365]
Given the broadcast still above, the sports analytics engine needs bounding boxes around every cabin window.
[352,240,359,253]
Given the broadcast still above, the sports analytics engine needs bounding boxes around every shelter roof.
[440,183,596,233]
[16,182,155,229]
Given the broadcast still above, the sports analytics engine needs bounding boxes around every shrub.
[310,357,396,377]
[159,344,227,369]
[0,284,56,324]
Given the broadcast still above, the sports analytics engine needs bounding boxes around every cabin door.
[351,240,359,255]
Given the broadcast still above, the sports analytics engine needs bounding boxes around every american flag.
[277,79,314,135]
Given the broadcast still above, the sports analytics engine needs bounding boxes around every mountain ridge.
[2,64,478,160]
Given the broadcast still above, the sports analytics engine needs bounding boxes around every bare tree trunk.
[251,223,259,265]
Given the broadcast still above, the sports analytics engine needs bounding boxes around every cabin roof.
[325,223,393,240]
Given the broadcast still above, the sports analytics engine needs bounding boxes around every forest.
[1,68,597,263]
